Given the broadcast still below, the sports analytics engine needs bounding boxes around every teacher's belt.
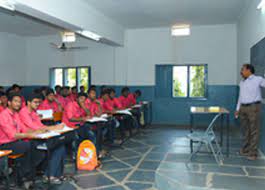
[241,101,261,107]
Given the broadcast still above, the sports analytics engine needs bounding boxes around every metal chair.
[186,113,224,165]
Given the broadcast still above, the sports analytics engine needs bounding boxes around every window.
[50,67,91,91]
[155,64,207,99]
[173,65,207,98]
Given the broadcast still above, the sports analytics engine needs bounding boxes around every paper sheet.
[37,109,53,119]
[53,125,74,133]
[0,151,4,155]
[132,104,142,108]
[86,117,108,123]
[35,131,60,139]
[115,109,132,116]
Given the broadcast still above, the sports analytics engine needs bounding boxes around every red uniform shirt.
[69,93,77,102]
[38,99,60,113]
[100,98,114,112]
[62,101,86,127]
[119,95,131,108]
[87,99,102,117]
[57,96,72,109]
[0,108,27,145]
[0,105,6,113]
[21,96,26,107]
[111,98,123,109]
[128,93,137,105]
[19,107,44,131]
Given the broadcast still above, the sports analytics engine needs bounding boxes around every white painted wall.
[115,24,238,86]
[237,0,265,82]
[0,24,237,87]
[0,32,27,86]
[24,35,116,85]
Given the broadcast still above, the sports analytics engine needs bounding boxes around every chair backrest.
[204,113,222,135]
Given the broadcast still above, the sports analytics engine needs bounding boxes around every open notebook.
[35,131,60,139]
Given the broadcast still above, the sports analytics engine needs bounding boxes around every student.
[87,88,109,157]
[109,88,123,110]
[57,86,72,109]
[12,84,26,107]
[128,90,142,105]
[99,89,115,114]
[38,88,63,113]
[0,86,5,93]
[119,87,132,108]
[0,91,8,113]
[54,85,62,99]
[0,93,44,185]
[80,85,85,93]
[69,86,78,101]
[62,92,95,144]
[87,88,103,117]
[19,93,66,184]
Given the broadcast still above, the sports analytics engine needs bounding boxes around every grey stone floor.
[4,125,265,190]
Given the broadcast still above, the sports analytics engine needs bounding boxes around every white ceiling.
[85,0,248,28]
[0,10,59,36]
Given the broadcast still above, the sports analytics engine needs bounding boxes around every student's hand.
[38,114,43,119]
[83,116,92,121]
[234,111,239,119]
[55,123,64,130]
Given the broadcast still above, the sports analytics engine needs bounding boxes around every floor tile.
[139,161,161,170]
[100,160,131,171]
[107,169,131,181]
[128,170,156,183]
[125,182,153,190]
[75,174,115,189]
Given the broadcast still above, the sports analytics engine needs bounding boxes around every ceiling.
[0,10,59,36]
[85,0,248,28]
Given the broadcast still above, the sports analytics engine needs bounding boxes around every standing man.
[235,64,265,160]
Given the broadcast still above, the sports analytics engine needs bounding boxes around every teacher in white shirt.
[235,64,265,160]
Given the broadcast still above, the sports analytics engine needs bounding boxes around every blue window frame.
[155,64,208,99]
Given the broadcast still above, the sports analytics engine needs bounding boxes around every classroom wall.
[237,0,265,153]
[0,32,27,86]
[115,24,238,86]
[237,0,265,81]
[21,24,238,125]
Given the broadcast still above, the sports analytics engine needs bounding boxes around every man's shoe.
[239,149,249,156]
[247,155,257,161]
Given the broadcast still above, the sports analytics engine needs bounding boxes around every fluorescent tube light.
[0,0,15,11]
[257,0,265,10]
[77,30,101,41]
[171,24,190,36]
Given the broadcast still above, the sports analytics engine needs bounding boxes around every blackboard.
[251,36,265,99]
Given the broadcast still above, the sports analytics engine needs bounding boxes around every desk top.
[0,150,12,158]
[190,106,230,114]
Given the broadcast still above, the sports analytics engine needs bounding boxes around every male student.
[69,86,78,101]
[19,93,66,184]
[62,92,95,145]
[57,86,72,109]
[38,88,63,113]
[87,88,103,117]
[109,88,123,110]
[0,91,8,113]
[119,87,132,108]
[54,85,62,99]
[0,86,5,93]
[12,84,26,107]
[128,90,142,105]
[80,85,85,93]
[0,93,44,185]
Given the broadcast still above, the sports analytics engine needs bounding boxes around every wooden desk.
[30,128,77,188]
[0,150,12,190]
[190,106,230,157]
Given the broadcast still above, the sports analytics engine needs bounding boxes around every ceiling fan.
[50,42,88,51]
[50,31,88,51]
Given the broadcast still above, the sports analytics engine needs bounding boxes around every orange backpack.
[77,140,98,171]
